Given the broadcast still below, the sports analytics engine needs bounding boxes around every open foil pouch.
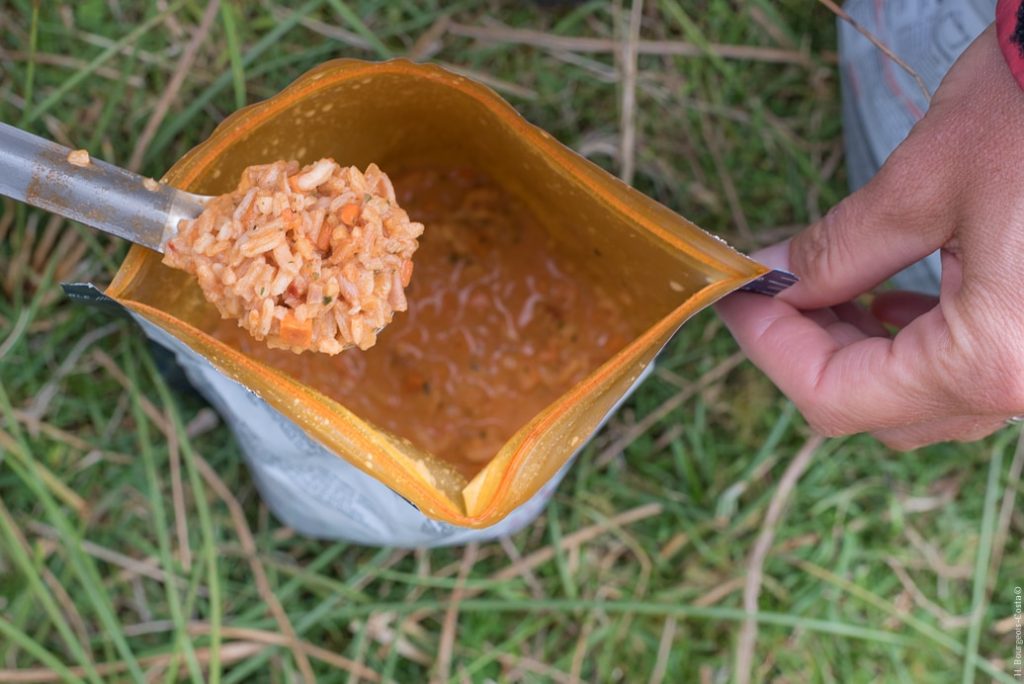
[89,60,767,546]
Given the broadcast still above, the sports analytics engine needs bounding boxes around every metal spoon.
[0,122,208,252]
[0,122,797,298]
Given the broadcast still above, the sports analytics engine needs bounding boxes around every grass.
[0,1,1021,681]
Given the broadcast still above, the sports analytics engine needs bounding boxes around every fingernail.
[750,240,791,272]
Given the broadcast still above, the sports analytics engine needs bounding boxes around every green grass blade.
[222,547,391,684]
[547,500,578,600]
[23,1,187,125]
[325,0,393,58]
[219,1,247,110]
[329,598,919,646]
[0,501,101,684]
[0,383,141,682]
[141,348,223,684]
[791,558,961,652]
[452,616,547,683]
[961,436,1008,684]
[143,0,326,165]
[123,341,204,684]
[0,446,145,680]
[17,0,40,127]
[0,615,85,684]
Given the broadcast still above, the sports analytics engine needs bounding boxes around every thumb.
[770,132,955,310]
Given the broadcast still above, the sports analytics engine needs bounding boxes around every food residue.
[164,159,423,354]
[142,177,161,192]
[67,149,90,167]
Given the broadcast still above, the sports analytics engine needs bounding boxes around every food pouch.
[69,60,768,546]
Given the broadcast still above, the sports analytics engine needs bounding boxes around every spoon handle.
[0,122,205,252]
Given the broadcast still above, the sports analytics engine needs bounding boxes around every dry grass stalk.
[398,503,663,645]
[188,623,380,681]
[491,502,663,582]
[989,429,1024,588]
[21,322,120,430]
[433,543,479,684]
[498,536,544,598]
[30,215,64,271]
[127,0,220,171]
[449,23,822,65]
[748,6,797,49]
[886,560,970,630]
[648,615,677,684]
[163,406,192,573]
[353,612,432,666]
[569,611,596,682]
[4,212,36,296]
[0,198,14,243]
[11,408,130,464]
[0,641,266,682]
[26,520,201,595]
[49,226,89,288]
[0,429,88,516]
[903,525,972,580]
[193,455,316,683]
[407,15,450,61]
[91,349,315,680]
[0,48,145,86]
[90,348,382,679]
[693,577,745,608]
[658,532,689,561]
[0,498,97,671]
[734,433,824,684]
[816,0,930,101]
[38,563,94,654]
[497,653,573,683]
[618,0,644,185]
[596,351,745,467]
[435,61,538,99]
[699,111,752,245]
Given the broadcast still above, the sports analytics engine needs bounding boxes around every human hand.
[715,24,1024,450]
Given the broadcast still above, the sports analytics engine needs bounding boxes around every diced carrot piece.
[339,203,360,226]
[316,222,332,251]
[400,260,414,287]
[279,311,313,348]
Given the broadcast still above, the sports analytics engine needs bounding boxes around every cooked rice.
[67,149,90,167]
[163,159,423,354]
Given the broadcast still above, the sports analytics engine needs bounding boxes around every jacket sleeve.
[998,0,1024,89]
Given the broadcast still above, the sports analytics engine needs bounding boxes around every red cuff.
[998,0,1024,90]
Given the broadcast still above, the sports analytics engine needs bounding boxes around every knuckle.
[789,208,853,285]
